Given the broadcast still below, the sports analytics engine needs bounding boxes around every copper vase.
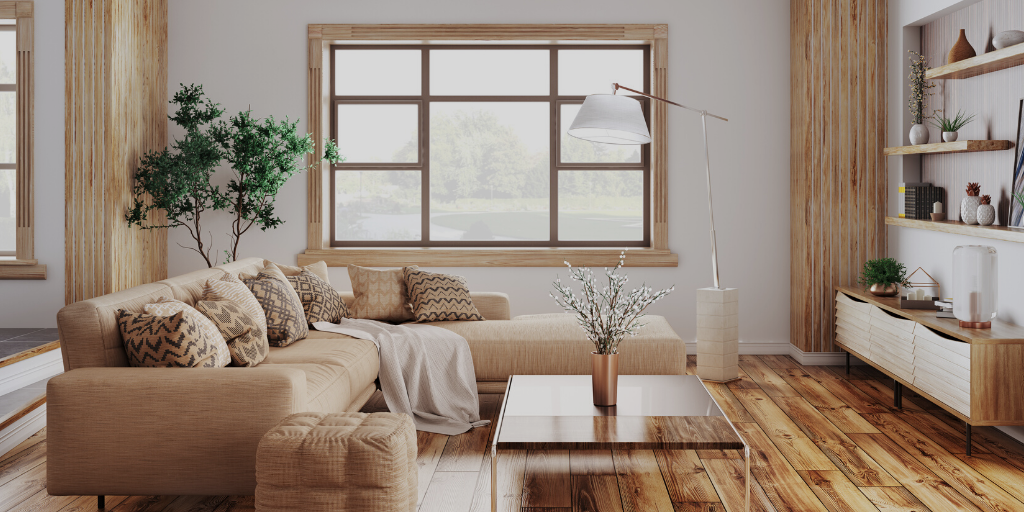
[591,352,619,406]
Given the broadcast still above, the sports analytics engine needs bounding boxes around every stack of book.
[934,299,955,318]
[904,184,944,220]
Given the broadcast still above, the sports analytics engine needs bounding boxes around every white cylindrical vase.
[953,245,998,328]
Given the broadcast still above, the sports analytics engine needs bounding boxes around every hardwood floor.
[6,354,1024,511]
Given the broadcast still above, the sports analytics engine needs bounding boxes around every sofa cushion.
[243,278,309,347]
[404,268,484,322]
[258,264,307,319]
[347,265,417,323]
[196,300,269,367]
[144,298,232,367]
[204,273,270,346]
[117,310,227,368]
[267,260,331,284]
[258,335,379,412]
[287,269,350,324]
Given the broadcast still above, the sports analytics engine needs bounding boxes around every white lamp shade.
[567,94,652,145]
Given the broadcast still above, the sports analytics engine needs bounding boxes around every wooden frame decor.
[302,24,676,267]
[0,2,41,279]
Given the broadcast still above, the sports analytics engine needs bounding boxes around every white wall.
[164,0,792,349]
[0,0,65,327]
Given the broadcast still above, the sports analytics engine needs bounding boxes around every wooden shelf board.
[926,42,1024,80]
[882,140,1011,156]
[885,216,1024,244]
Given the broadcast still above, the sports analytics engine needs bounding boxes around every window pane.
[335,171,421,241]
[561,104,641,163]
[429,102,549,241]
[336,104,418,163]
[559,171,643,241]
[0,31,13,84]
[431,50,549,96]
[0,169,13,253]
[558,50,644,96]
[334,50,420,96]
[0,92,13,164]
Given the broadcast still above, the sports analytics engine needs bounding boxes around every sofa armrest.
[471,292,511,320]
[46,366,307,496]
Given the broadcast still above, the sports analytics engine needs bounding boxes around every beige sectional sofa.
[47,257,685,496]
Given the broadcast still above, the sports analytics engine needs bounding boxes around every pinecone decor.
[980,194,991,205]
[978,194,996,226]
[961,183,983,225]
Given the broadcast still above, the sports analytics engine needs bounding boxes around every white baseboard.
[685,342,791,355]
[0,349,63,397]
[788,345,867,366]
[0,403,44,459]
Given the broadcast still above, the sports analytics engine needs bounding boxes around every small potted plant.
[931,109,975,142]
[978,194,995,226]
[858,258,908,297]
[962,182,982,225]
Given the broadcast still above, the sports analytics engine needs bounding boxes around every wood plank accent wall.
[64,0,168,304]
[791,0,888,353]
[920,0,1024,224]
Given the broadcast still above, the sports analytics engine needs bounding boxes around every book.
[904,185,944,220]
[899,182,927,218]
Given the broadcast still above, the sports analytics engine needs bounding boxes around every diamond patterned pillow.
[195,300,269,367]
[117,310,226,368]
[286,268,350,324]
[404,268,485,322]
[348,264,418,323]
[243,278,308,347]
[203,273,269,346]
[144,298,231,367]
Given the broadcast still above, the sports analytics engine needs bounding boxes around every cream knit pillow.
[203,272,269,345]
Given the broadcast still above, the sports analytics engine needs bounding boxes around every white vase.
[910,124,929,145]
[978,204,995,226]
[961,196,982,224]
[943,131,958,142]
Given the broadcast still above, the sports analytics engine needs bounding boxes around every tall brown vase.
[591,352,619,406]
[948,29,976,64]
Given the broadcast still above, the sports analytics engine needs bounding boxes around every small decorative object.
[900,267,941,310]
[993,30,1024,50]
[977,195,995,226]
[908,51,937,145]
[551,252,673,406]
[948,29,977,64]
[931,201,946,221]
[953,245,997,328]
[961,182,982,224]
[858,257,908,297]
[931,110,975,144]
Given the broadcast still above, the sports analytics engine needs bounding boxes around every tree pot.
[910,124,929,145]
[962,196,982,225]
[591,352,619,406]
[869,283,900,297]
[943,131,959,142]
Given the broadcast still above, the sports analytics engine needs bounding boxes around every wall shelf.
[886,216,1024,243]
[883,140,1011,156]
[926,43,1024,80]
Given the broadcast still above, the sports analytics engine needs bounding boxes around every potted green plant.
[931,109,975,143]
[858,258,909,297]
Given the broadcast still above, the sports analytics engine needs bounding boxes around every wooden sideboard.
[834,286,1024,455]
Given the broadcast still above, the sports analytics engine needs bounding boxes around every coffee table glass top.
[502,375,728,417]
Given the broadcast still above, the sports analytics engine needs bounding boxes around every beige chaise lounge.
[46,257,685,496]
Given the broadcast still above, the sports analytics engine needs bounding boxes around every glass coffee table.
[490,374,749,512]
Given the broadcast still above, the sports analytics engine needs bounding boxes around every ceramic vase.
[952,245,997,328]
[591,352,618,406]
[943,131,959,142]
[978,204,995,226]
[948,28,977,64]
[962,196,982,224]
[869,283,899,297]
[910,124,930,145]
[993,30,1024,50]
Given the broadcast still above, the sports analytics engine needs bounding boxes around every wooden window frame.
[0,2,41,280]
[301,24,676,268]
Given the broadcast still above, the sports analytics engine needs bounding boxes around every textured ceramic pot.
[869,284,899,297]
[948,28,977,64]
[994,30,1024,50]
[962,196,982,224]
[978,204,996,226]
[910,124,930,145]
[943,131,959,142]
[591,352,619,406]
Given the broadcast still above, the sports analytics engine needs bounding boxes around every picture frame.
[1011,99,1024,229]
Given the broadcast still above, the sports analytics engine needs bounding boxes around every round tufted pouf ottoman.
[255,412,417,512]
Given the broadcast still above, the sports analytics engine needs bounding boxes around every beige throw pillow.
[243,278,309,347]
[266,260,330,284]
[195,300,268,367]
[117,310,226,368]
[404,268,485,322]
[348,264,418,323]
[144,298,231,367]
[203,273,269,345]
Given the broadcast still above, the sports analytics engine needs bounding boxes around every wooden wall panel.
[65,0,167,304]
[791,0,888,353]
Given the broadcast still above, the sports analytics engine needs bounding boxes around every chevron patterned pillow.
[286,269,350,324]
[203,273,269,346]
[117,310,226,368]
[404,268,484,322]
[243,278,309,347]
[144,298,231,368]
[195,300,269,367]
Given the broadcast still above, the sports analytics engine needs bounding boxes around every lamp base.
[959,320,991,329]
[696,287,739,382]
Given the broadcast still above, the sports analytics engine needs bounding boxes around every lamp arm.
[613,83,729,122]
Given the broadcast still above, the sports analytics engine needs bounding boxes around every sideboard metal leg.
[846,351,850,374]
[966,423,972,457]
[893,381,902,409]
[98,496,105,509]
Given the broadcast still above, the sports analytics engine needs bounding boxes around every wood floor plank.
[772,396,898,486]
[438,394,501,471]
[687,355,697,376]
[823,365,876,381]
[612,450,674,512]
[775,368,879,434]
[525,450,571,508]
[61,495,130,512]
[732,390,837,471]
[798,470,881,512]
[897,409,986,455]
[210,496,255,512]
[654,450,719,503]
[759,355,803,369]
[702,458,776,512]
[850,379,924,412]
[861,413,1024,512]
[109,495,179,512]
[801,367,889,414]
[418,431,451,505]
[11,488,80,512]
[858,486,933,512]
[732,422,829,511]
[850,433,981,512]
[470,449,527,512]
[696,450,743,459]
[0,440,44,488]
[164,495,227,512]
[572,475,623,512]
[705,383,755,423]
[0,428,44,465]
[672,503,729,512]
[955,452,1024,504]
[738,358,801,397]
[420,471,479,512]
[727,367,761,390]
[0,461,47,512]
[570,450,616,476]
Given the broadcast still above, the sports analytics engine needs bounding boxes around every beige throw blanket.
[312,319,489,435]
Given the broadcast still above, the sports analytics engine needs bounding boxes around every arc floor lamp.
[568,83,739,384]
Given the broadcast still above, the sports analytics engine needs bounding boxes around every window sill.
[298,247,678,268]
[0,259,46,280]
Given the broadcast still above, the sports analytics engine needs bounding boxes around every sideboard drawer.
[869,306,917,337]
[836,292,872,315]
